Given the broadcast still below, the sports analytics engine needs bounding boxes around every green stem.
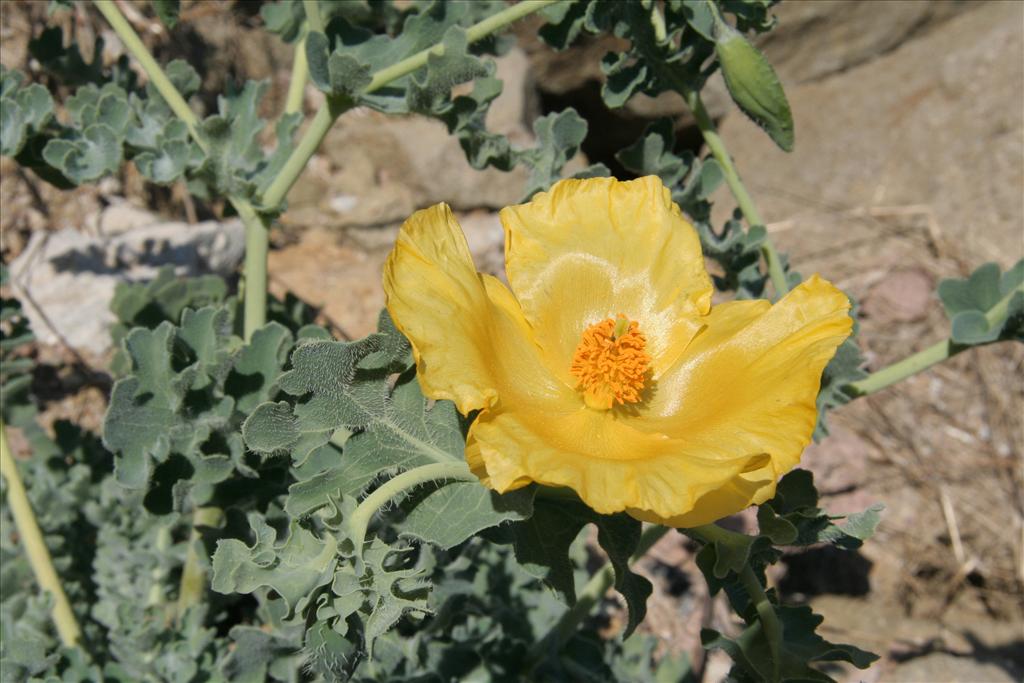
[682,88,790,298]
[348,462,476,556]
[845,338,957,397]
[0,422,82,647]
[176,506,224,618]
[739,565,782,683]
[93,0,268,339]
[146,524,173,609]
[284,28,310,115]
[94,0,205,151]
[846,281,1023,396]
[259,0,558,210]
[528,524,670,664]
[239,202,269,339]
[302,0,324,33]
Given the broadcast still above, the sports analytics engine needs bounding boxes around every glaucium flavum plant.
[384,176,852,527]
[3,0,1021,681]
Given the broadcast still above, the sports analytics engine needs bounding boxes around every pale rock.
[715,1,1024,268]
[9,217,244,355]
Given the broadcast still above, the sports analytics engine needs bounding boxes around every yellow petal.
[383,204,568,414]
[632,275,853,521]
[499,176,712,381]
[467,403,769,519]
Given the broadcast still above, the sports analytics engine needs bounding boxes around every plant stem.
[176,506,224,618]
[529,524,670,664]
[284,29,310,115]
[302,0,324,33]
[682,88,790,298]
[239,202,269,339]
[845,339,958,397]
[347,462,476,556]
[739,564,782,683]
[93,0,269,340]
[259,0,558,211]
[0,422,82,647]
[94,0,205,151]
[846,281,1023,396]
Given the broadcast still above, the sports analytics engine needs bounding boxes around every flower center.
[570,315,651,410]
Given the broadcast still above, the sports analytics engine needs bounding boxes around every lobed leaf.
[938,260,1024,345]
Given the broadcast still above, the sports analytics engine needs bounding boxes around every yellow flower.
[383,176,852,527]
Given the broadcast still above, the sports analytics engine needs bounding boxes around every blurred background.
[1,1,1022,681]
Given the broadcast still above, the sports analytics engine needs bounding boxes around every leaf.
[396,483,535,550]
[307,1,495,111]
[715,25,794,152]
[0,80,54,157]
[281,371,463,516]
[228,322,294,414]
[615,118,690,188]
[241,335,382,459]
[938,260,1024,345]
[512,499,652,637]
[681,0,716,41]
[601,51,650,109]
[814,336,867,439]
[702,605,878,682]
[152,0,180,29]
[211,517,338,612]
[538,0,588,50]
[407,26,489,114]
[42,123,122,184]
[261,0,306,44]
[518,108,593,198]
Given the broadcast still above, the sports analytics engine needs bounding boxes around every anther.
[569,315,650,410]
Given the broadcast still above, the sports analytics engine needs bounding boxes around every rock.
[802,425,871,496]
[757,0,970,85]
[884,652,1017,683]
[861,269,935,324]
[268,229,386,341]
[458,210,505,277]
[513,1,973,129]
[715,1,1024,267]
[9,216,244,355]
[291,47,536,230]
[96,200,164,235]
[270,211,506,339]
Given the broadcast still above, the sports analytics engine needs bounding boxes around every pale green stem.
[347,462,476,557]
[739,564,782,683]
[528,524,670,664]
[145,524,173,608]
[0,422,82,647]
[259,0,559,211]
[239,201,269,340]
[284,28,310,115]
[687,523,781,682]
[176,506,224,618]
[846,281,1024,396]
[93,0,269,339]
[94,0,205,148]
[683,88,790,298]
[302,0,324,33]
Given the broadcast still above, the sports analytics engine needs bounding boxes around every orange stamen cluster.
[570,315,651,410]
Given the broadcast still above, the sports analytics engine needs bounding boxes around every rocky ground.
[1,1,1022,681]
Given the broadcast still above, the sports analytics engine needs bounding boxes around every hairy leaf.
[938,260,1024,344]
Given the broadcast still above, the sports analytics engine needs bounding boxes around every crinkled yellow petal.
[466,403,769,517]
[499,176,712,381]
[383,204,570,415]
[629,275,853,523]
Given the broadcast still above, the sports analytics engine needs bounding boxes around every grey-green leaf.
[396,483,535,550]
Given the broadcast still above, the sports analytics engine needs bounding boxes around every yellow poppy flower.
[383,176,852,527]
